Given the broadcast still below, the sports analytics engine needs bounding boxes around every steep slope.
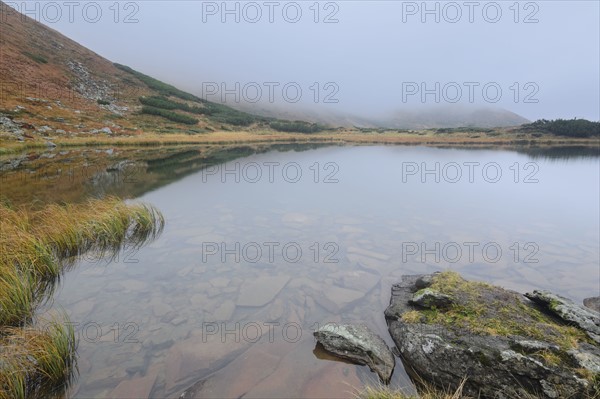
[0,2,320,142]
[0,1,153,136]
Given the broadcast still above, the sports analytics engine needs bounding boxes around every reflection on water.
[0,143,338,205]
[515,145,600,160]
[2,144,598,398]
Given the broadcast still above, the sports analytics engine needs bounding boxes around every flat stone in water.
[165,333,250,394]
[347,246,390,261]
[346,253,387,274]
[312,285,365,313]
[179,342,281,398]
[70,298,96,317]
[212,300,236,321]
[237,275,290,307]
[267,298,285,321]
[171,317,188,326]
[302,361,361,399]
[189,293,209,307]
[210,277,230,288]
[281,212,314,225]
[152,301,173,318]
[242,338,353,398]
[142,334,174,352]
[331,270,381,293]
[82,366,129,392]
[176,266,194,278]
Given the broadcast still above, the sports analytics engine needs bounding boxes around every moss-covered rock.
[385,271,600,398]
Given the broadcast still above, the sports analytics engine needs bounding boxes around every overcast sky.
[9,1,600,120]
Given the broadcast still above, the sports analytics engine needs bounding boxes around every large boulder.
[385,272,599,398]
[313,323,395,383]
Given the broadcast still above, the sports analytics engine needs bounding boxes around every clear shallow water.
[29,145,599,398]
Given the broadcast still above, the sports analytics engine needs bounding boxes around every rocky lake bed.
[2,144,598,398]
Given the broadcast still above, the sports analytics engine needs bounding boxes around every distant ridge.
[233,103,530,129]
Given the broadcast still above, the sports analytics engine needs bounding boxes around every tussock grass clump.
[0,268,36,329]
[34,198,164,262]
[0,197,164,326]
[0,197,164,398]
[0,319,76,399]
[359,379,468,399]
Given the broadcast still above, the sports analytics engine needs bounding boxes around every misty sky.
[8,1,600,120]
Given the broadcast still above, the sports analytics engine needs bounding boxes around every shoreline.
[1,130,599,155]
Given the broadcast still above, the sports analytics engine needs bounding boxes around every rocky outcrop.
[385,272,599,398]
[67,60,114,102]
[313,323,395,383]
[67,60,128,115]
[525,290,600,344]
[0,115,25,141]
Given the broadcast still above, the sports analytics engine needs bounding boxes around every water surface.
[7,144,598,398]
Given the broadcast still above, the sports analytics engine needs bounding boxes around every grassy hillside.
[0,1,326,144]
[0,1,595,150]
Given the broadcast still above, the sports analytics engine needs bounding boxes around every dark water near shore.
[3,144,599,398]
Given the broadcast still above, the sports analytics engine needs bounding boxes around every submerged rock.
[110,372,157,399]
[311,284,365,313]
[237,275,290,307]
[385,272,599,398]
[525,290,600,344]
[313,323,395,383]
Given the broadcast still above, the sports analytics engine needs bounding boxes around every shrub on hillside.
[141,106,199,125]
[520,119,600,138]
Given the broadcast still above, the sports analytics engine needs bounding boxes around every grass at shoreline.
[359,379,468,399]
[0,320,76,399]
[1,130,598,155]
[0,197,164,398]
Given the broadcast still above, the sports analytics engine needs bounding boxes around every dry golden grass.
[359,379,468,399]
[0,197,164,398]
[0,319,77,399]
[0,198,164,326]
[2,129,598,155]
